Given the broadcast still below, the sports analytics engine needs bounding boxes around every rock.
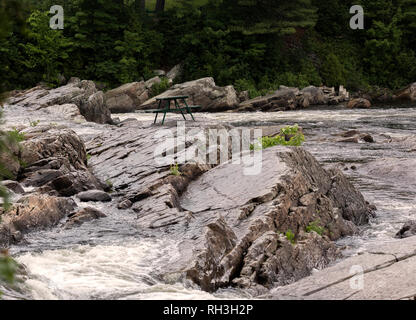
[19,128,104,196]
[117,199,133,209]
[395,221,416,239]
[361,134,375,143]
[7,79,112,124]
[140,77,239,112]
[1,181,25,194]
[144,77,161,90]
[78,91,112,124]
[301,86,327,105]
[84,122,374,292]
[105,82,149,113]
[265,236,416,300]
[347,98,371,109]
[336,130,375,144]
[166,64,182,83]
[76,190,111,202]
[153,69,166,77]
[395,83,416,101]
[174,147,373,291]
[64,207,106,229]
[238,91,250,103]
[237,89,298,112]
[0,194,76,246]
[45,103,86,122]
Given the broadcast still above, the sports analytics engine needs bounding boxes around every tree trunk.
[155,0,165,12]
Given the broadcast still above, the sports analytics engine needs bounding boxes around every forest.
[1,0,416,97]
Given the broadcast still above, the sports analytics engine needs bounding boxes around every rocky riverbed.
[0,82,415,300]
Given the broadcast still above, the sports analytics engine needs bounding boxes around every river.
[3,103,416,300]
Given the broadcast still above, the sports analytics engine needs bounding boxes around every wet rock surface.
[84,121,374,292]
[64,207,107,229]
[264,236,416,300]
[0,194,76,247]
[395,221,416,239]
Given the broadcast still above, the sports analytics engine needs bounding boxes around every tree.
[155,0,166,12]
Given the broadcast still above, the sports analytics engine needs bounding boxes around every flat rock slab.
[266,236,416,300]
[181,151,288,213]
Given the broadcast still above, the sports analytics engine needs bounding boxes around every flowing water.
[3,103,416,300]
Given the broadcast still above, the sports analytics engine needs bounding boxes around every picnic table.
[143,95,201,125]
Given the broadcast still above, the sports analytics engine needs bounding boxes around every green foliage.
[306,220,325,236]
[150,77,171,97]
[170,163,181,176]
[285,230,296,244]
[251,125,305,150]
[0,253,17,284]
[0,0,416,94]
[7,129,25,143]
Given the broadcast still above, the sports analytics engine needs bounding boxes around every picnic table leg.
[183,99,195,121]
[154,112,159,124]
[175,99,187,121]
[161,111,167,125]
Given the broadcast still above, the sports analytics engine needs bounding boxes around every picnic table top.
[156,95,189,101]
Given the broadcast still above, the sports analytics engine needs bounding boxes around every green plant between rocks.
[285,230,296,244]
[251,124,305,150]
[306,220,325,236]
[170,163,181,176]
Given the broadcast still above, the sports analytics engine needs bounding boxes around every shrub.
[170,163,181,176]
[285,230,296,244]
[251,125,305,150]
[151,77,170,97]
[306,220,325,236]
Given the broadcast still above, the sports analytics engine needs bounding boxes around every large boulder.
[395,221,416,239]
[174,147,374,291]
[300,86,327,105]
[105,82,149,113]
[0,194,76,247]
[395,82,416,101]
[18,127,104,196]
[347,98,371,109]
[64,207,106,229]
[7,79,112,124]
[237,88,300,111]
[140,77,239,112]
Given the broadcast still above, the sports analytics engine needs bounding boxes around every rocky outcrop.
[0,194,76,247]
[14,126,104,197]
[105,82,149,113]
[85,121,374,293]
[1,181,24,194]
[64,207,106,229]
[336,130,375,144]
[236,85,350,112]
[7,78,112,124]
[237,88,304,112]
[140,77,239,112]
[395,82,416,101]
[395,221,416,239]
[347,98,372,109]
